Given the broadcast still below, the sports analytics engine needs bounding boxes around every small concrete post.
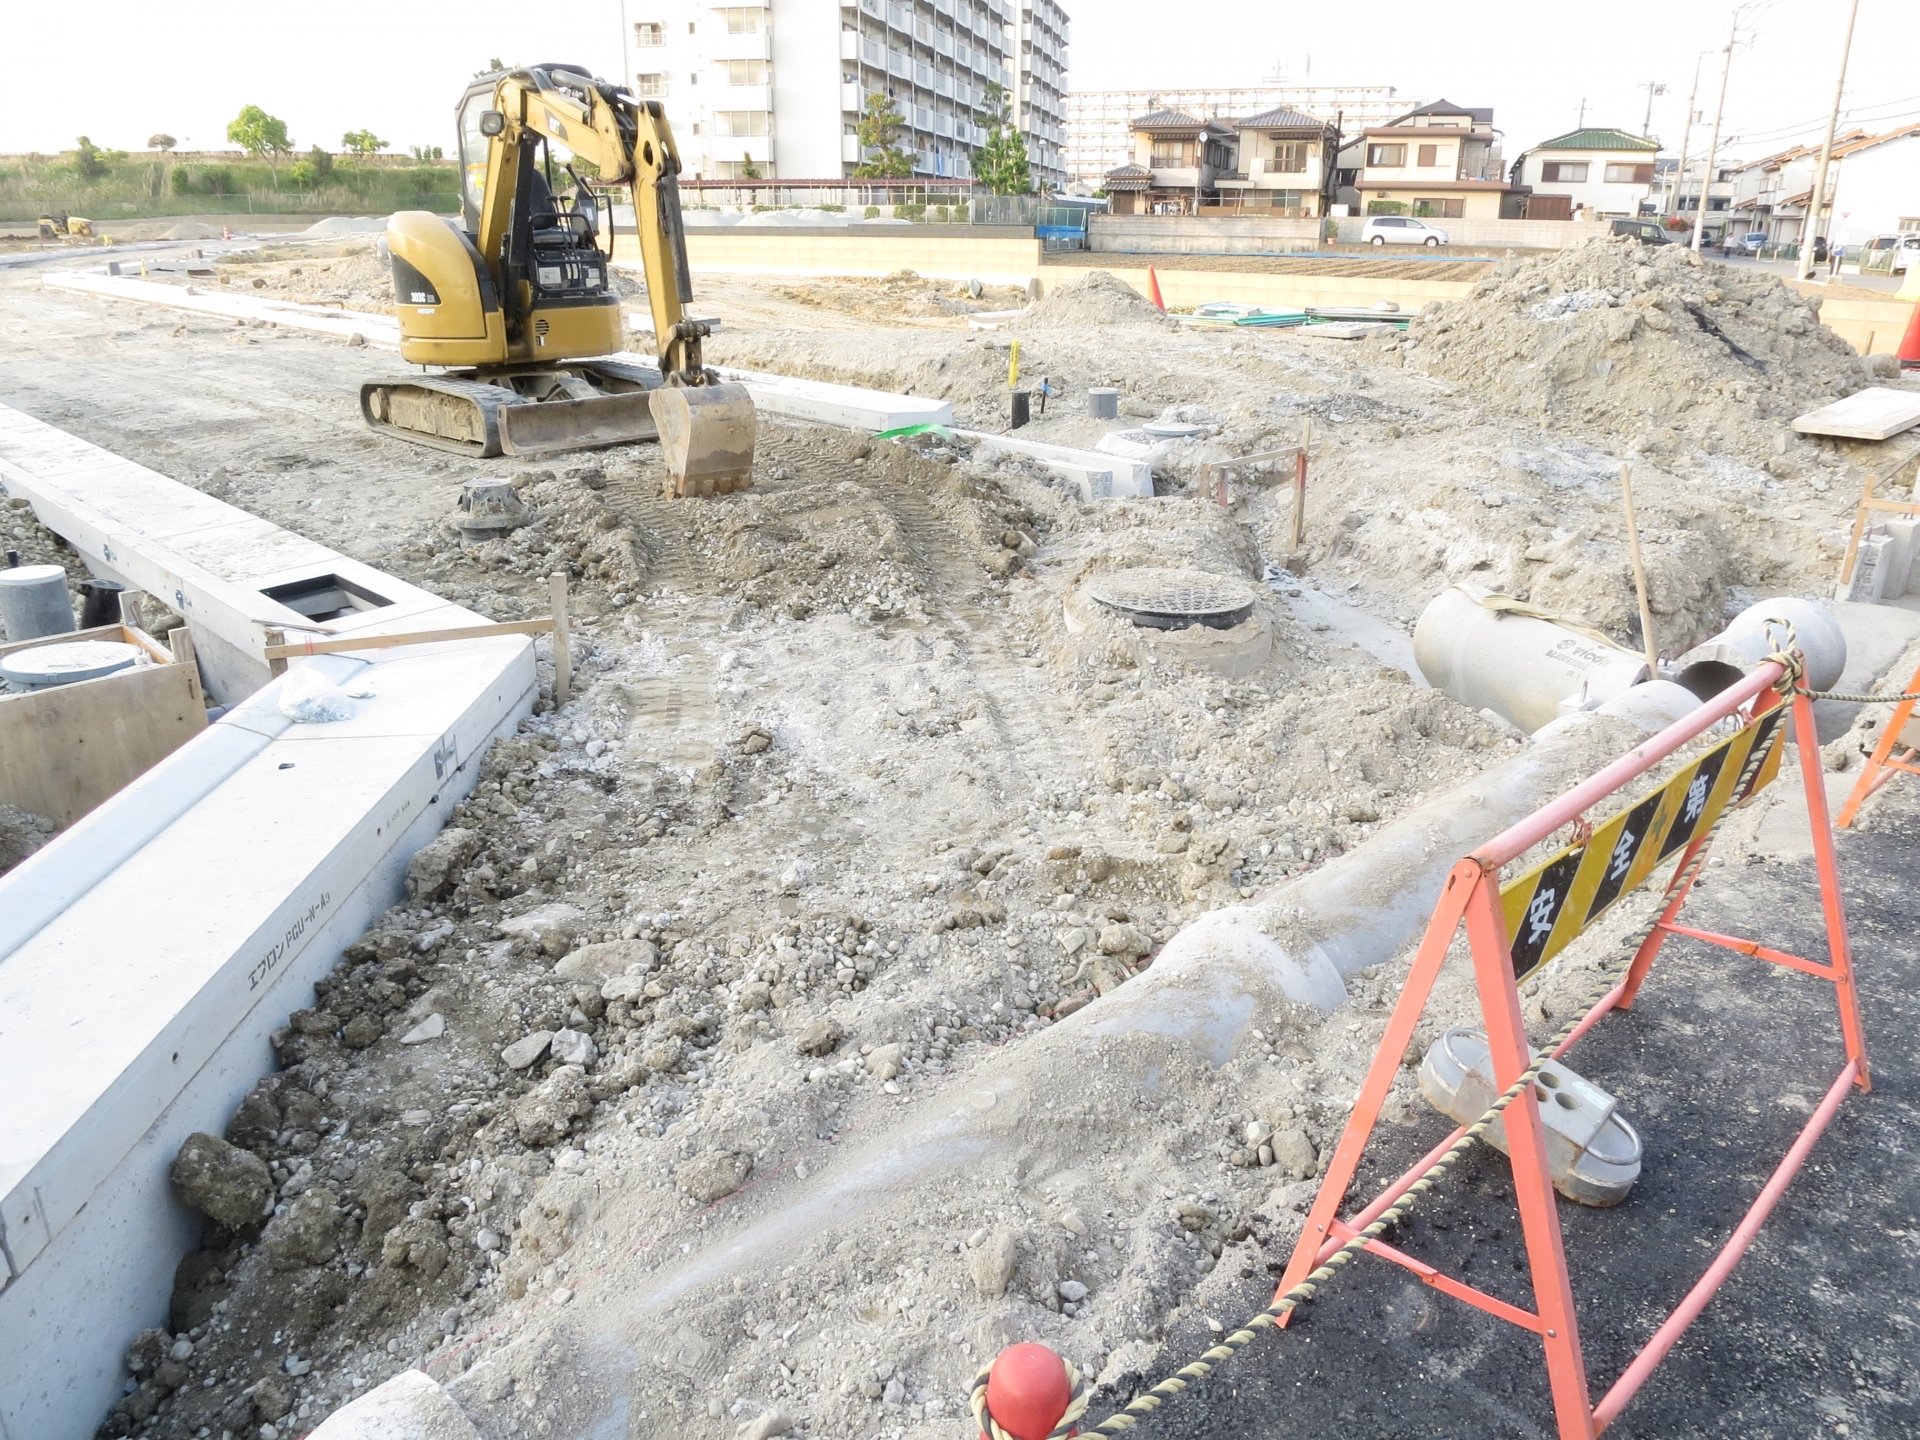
[550,573,572,707]
[1088,386,1119,419]
[1291,417,1311,551]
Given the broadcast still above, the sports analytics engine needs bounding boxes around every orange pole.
[1792,688,1871,1090]
[1275,859,1478,1315]
[1462,876,1595,1439]
[1837,655,1920,827]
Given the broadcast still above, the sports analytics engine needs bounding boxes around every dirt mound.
[1017,270,1174,332]
[1405,237,1870,467]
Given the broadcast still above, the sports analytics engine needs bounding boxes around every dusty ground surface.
[0,234,1915,1440]
[1050,250,1495,282]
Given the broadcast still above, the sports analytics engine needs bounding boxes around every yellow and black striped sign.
[1500,706,1788,982]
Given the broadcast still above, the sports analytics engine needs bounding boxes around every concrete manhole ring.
[1084,567,1257,630]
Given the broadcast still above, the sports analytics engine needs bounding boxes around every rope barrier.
[1051,711,1782,1438]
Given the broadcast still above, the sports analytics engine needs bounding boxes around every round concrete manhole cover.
[1084,568,1257,630]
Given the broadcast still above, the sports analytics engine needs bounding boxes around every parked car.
[1863,233,1920,273]
[1609,218,1672,245]
[1362,215,1449,247]
[1738,231,1768,254]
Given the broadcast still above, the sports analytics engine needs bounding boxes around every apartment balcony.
[935,112,954,138]
[722,84,772,110]
[888,50,910,79]
[934,29,953,56]
[914,61,934,87]
[711,30,771,60]
[861,37,884,65]
[934,72,953,98]
[934,0,954,14]
[840,30,859,60]
[842,134,863,164]
[887,2,910,31]
[915,17,933,42]
[841,81,862,112]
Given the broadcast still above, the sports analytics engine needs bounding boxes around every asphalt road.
[1102,756,1920,1440]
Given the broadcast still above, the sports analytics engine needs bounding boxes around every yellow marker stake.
[1008,340,1020,388]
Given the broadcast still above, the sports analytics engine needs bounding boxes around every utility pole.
[619,0,633,87]
[1797,0,1861,280]
[1668,54,1705,222]
[1577,97,1588,128]
[1690,10,1741,253]
[1639,81,1667,141]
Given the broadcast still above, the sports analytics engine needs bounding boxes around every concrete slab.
[954,429,1153,499]
[0,421,536,1440]
[43,273,952,436]
[1792,386,1920,441]
[0,403,472,704]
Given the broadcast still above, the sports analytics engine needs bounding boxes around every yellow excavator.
[361,64,754,495]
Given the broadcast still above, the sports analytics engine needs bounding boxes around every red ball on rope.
[982,1342,1073,1440]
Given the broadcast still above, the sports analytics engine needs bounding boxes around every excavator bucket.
[649,383,757,497]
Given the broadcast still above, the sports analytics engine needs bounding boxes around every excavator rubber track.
[360,361,662,459]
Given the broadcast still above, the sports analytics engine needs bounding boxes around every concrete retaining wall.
[1090,214,1324,254]
[1087,214,1613,257]
[1332,216,1613,250]
[612,227,1045,285]
[1077,263,1476,314]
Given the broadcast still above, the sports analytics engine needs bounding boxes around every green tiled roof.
[1534,128,1659,152]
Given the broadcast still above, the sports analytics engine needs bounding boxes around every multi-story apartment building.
[629,0,1063,183]
[1013,0,1069,188]
[1065,85,1409,186]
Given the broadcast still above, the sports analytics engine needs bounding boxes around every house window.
[1416,143,1438,167]
[720,6,766,31]
[1900,217,1920,232]
[1266,189,1304,209]
[1412,196,1463,218]
[719,58,770,84]
[1604,163,1655,184]
[635,72,668,97]
[1367,142,1406,167]
[713,111,770,137]
[1540,161,1588,182]
[634,21,665,45]
[1149,139,1195,168]
[1272,141,1307,173]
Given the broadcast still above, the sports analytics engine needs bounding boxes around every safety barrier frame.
[1837,652,1920,827]
[1272,661,1870,1438]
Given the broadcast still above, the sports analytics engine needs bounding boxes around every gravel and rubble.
[12,231,1907,1440]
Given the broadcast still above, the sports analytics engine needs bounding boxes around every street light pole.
[1796,0,1862,280]
[1639,81,1667,141]
[1690,11,1740,253]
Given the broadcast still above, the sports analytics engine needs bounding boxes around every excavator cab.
[361,66,755,494]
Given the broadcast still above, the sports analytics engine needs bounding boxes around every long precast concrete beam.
[0,418,536,1440]
[40,272,954,434]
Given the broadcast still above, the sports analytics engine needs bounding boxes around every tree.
[973,83,1031,196]
[72,136,112,181]
[289,160,316,187]
[307,145,334,180]
[740,151,761,180]
[227,105,292,182]
[852,93,914,178]
[148,133,177,152]
[341,129,388,158]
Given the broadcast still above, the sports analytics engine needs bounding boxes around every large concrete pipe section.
[1413,584,1648,734]
[1672,597,1847,701]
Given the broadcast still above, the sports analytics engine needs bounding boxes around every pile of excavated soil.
[0,802,55,875]
[1016,270,1176,332]
[1401,236,1874,468]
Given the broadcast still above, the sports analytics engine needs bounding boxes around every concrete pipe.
[1088,386,1120,420]
[1413,584,1648,734]
[1671,596,1847,700]
[0,564,75,642]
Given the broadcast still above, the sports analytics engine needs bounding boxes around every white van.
[1361,215,1450,247]
[1862,233,1919,273]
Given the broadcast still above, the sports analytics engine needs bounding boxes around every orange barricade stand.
[1837,652,1920,827]
[1272,659,1870,1439]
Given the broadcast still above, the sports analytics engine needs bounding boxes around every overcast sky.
[10,0,1916,165]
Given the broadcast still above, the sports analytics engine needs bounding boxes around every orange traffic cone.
[1146,265,1166,312]
[1899,293,1920,371]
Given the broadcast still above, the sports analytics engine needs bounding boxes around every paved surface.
[1103,737,1920,1440]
